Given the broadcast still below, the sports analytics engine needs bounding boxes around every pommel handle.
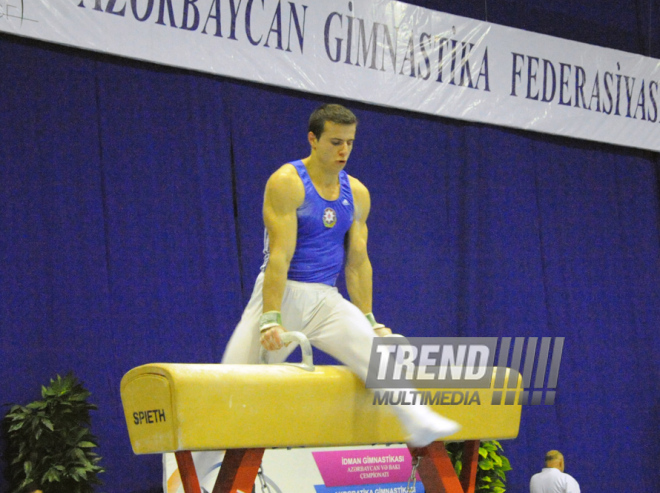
[259,331,315,372]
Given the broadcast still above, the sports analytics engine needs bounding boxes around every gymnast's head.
[308,104,358,140]
[544,450,565,472]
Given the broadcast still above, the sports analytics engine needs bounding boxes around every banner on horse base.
[163,446,425,493]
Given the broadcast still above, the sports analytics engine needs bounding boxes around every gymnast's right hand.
[260,326,287,351]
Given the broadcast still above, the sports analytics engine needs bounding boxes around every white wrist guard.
[365,312,386,330]
[259,311,282,333]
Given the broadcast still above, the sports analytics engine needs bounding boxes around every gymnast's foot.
[406,407,461,448]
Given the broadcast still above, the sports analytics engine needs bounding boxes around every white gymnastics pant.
[222,273,460,445]
[223,273,375,377]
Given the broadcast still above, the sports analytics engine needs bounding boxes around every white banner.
[2,0,659,151]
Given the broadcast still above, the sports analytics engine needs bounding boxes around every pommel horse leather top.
[121,363,521,454]
[120,335,522,493]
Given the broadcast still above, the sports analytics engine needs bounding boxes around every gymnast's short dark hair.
[308,104,358,139]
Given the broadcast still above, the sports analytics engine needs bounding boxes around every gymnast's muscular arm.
[345,176,392,336]
[260,164,304,351]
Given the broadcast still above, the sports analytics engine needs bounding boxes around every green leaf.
[78,441,97,448]
[19,477,34,489]
[478,448,488,458]
[8,422,24,433]
[72,447,88,462]
[481,442,496,452]
[27,401,47,410]
[41,418,55,431]
[479,459,494,470]
[489,452,502,467]
[42,467,61,483]
[7,409,25,420]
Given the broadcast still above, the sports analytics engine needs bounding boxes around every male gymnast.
[222,103,459,446]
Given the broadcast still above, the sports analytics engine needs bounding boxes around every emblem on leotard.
[323,208,337,228]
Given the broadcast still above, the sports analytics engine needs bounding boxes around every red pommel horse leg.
[409,440,481,493]
[175,448,266,493]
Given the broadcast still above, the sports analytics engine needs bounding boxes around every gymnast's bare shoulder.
[347,175,371,222]
[264,163,305,210]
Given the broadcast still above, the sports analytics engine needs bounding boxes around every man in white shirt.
[530,450,581,493]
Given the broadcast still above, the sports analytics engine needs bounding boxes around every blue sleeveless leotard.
[262,160,354,286]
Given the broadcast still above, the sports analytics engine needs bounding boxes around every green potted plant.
[3,373,105,493]
[447,440,512,492]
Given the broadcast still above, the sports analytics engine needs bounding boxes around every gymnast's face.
[309,121,356,172]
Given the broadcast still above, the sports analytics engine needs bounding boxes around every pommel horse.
[121,333,522,493]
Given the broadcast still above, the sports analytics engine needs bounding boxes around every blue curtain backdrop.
[1,1,659,492]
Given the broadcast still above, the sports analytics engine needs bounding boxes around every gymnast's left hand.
[260,326,288,351]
